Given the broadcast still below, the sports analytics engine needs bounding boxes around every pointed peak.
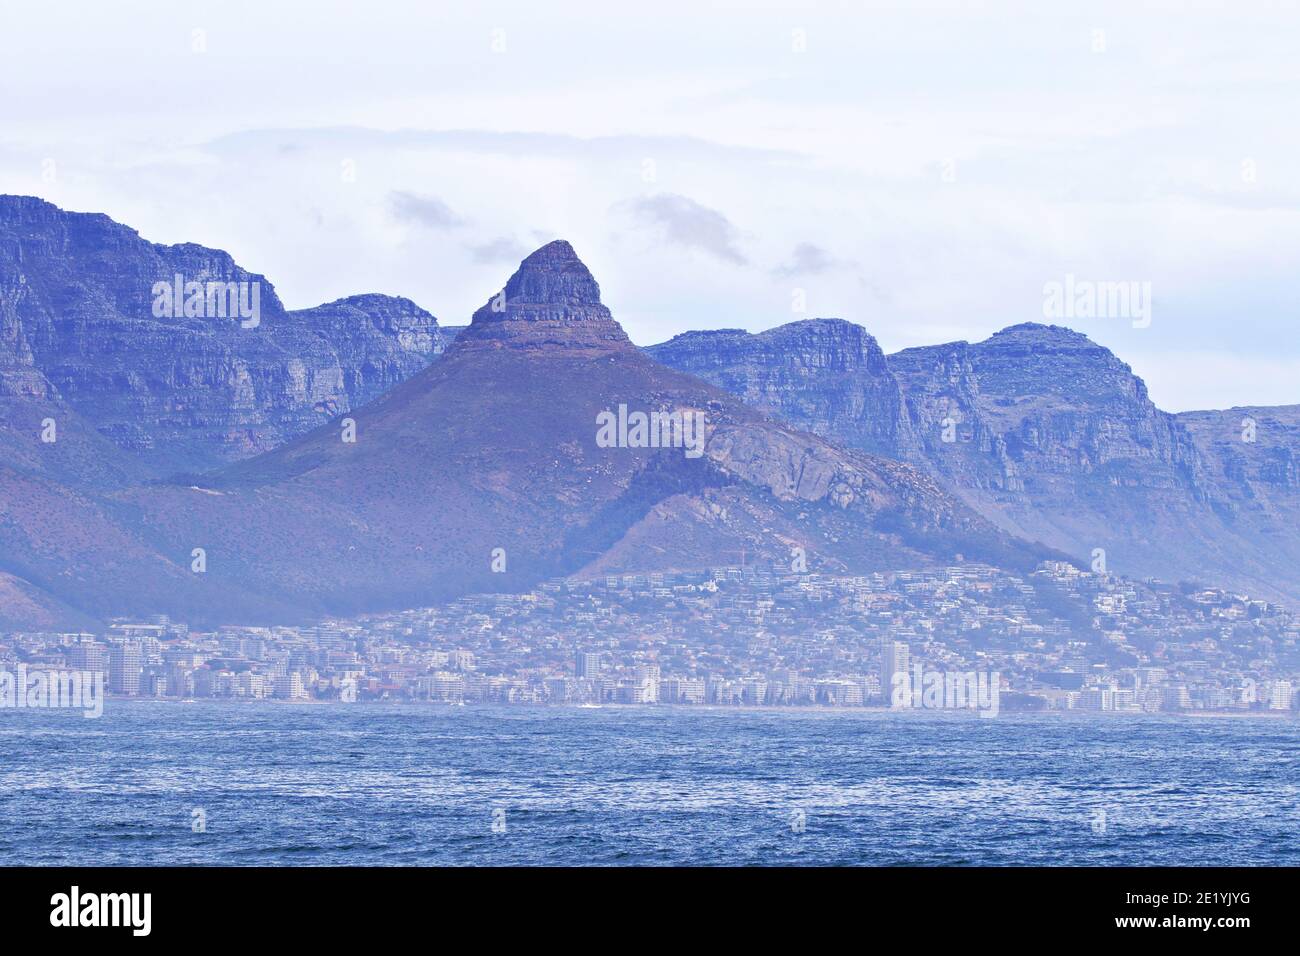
[459,240,631,353]
[503,239,602,307]
[520,238,579,264]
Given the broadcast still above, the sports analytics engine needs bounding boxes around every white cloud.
[772,242,852,277]
[388,191,465,229]
[467,237,531,263]
[619,194,749,266]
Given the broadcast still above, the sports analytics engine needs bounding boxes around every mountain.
[1178,405,1300,501]
[888,323,1227,583]
[1176,405,1300,585]
[99,241,1054,624]
[0,337,185,626]
[0,381,295,627]
[0,195,448,475]
[3,195,1295,626]
[651,319,1300,604]
[646,319,918,459]
[0,195,454,626]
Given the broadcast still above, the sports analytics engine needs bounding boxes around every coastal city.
[2,559,1298,716]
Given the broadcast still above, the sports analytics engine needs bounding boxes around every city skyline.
[6,558,1295,717]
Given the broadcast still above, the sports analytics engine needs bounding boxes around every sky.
[1,0,1297,411]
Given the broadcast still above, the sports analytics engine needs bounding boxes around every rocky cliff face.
[1178,406,1300,493]
[282,292,447,414]
[889,323,1213,518]
[457,240,634,354]
[0,195,447,474]
[1177,405,1300,578]
[647,319,917,459]
[652,318,1300,604]
[891,324,1207,494]
[886,323,1249,591]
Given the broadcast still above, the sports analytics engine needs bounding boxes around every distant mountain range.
[0,195,446,476]
[651,322,1300,605]
[0,195,1294,627]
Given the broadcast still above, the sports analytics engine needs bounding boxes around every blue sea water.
[1,702,1296,866]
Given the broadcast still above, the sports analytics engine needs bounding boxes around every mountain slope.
[652,318,1300,604]
[1176,405,1300,590]
[0,195,456,626]
[0,195,448,474]
[111,242,1055,623]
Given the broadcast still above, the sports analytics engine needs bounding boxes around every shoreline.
[87,697,1299,719]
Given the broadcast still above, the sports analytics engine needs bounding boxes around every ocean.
[2,702,1296,866]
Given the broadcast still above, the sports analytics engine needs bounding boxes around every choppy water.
[1,702,1296,865]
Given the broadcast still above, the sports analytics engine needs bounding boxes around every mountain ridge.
[1,195,1294,627]
[650,316,1300,603]
[4,230,1061,626]
[0,194,449,474]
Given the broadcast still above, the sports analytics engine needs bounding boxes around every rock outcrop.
[647,319,917,459]
[0,195,448,474]
[651,319,1300,604]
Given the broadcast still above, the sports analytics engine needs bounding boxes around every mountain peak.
[460,240,631,352]
[764,317,876,344]
[503,239,602,307]
[0,194,138,240]
[0,193,57,213]
[984,322,1097,347]
[302,292,436,320]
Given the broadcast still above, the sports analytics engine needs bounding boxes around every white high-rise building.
[576,652,601,679]
[274,673,306,700]
[880,640,911,708]
[108,642,142,696]
[634,664,660,702]
[1269,681,1293,711]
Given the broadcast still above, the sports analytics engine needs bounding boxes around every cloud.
[772,242,852,277]
[466,237,531,264]
[622,193,747,265]
[388,190,465,229]
[205,127,800,166]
